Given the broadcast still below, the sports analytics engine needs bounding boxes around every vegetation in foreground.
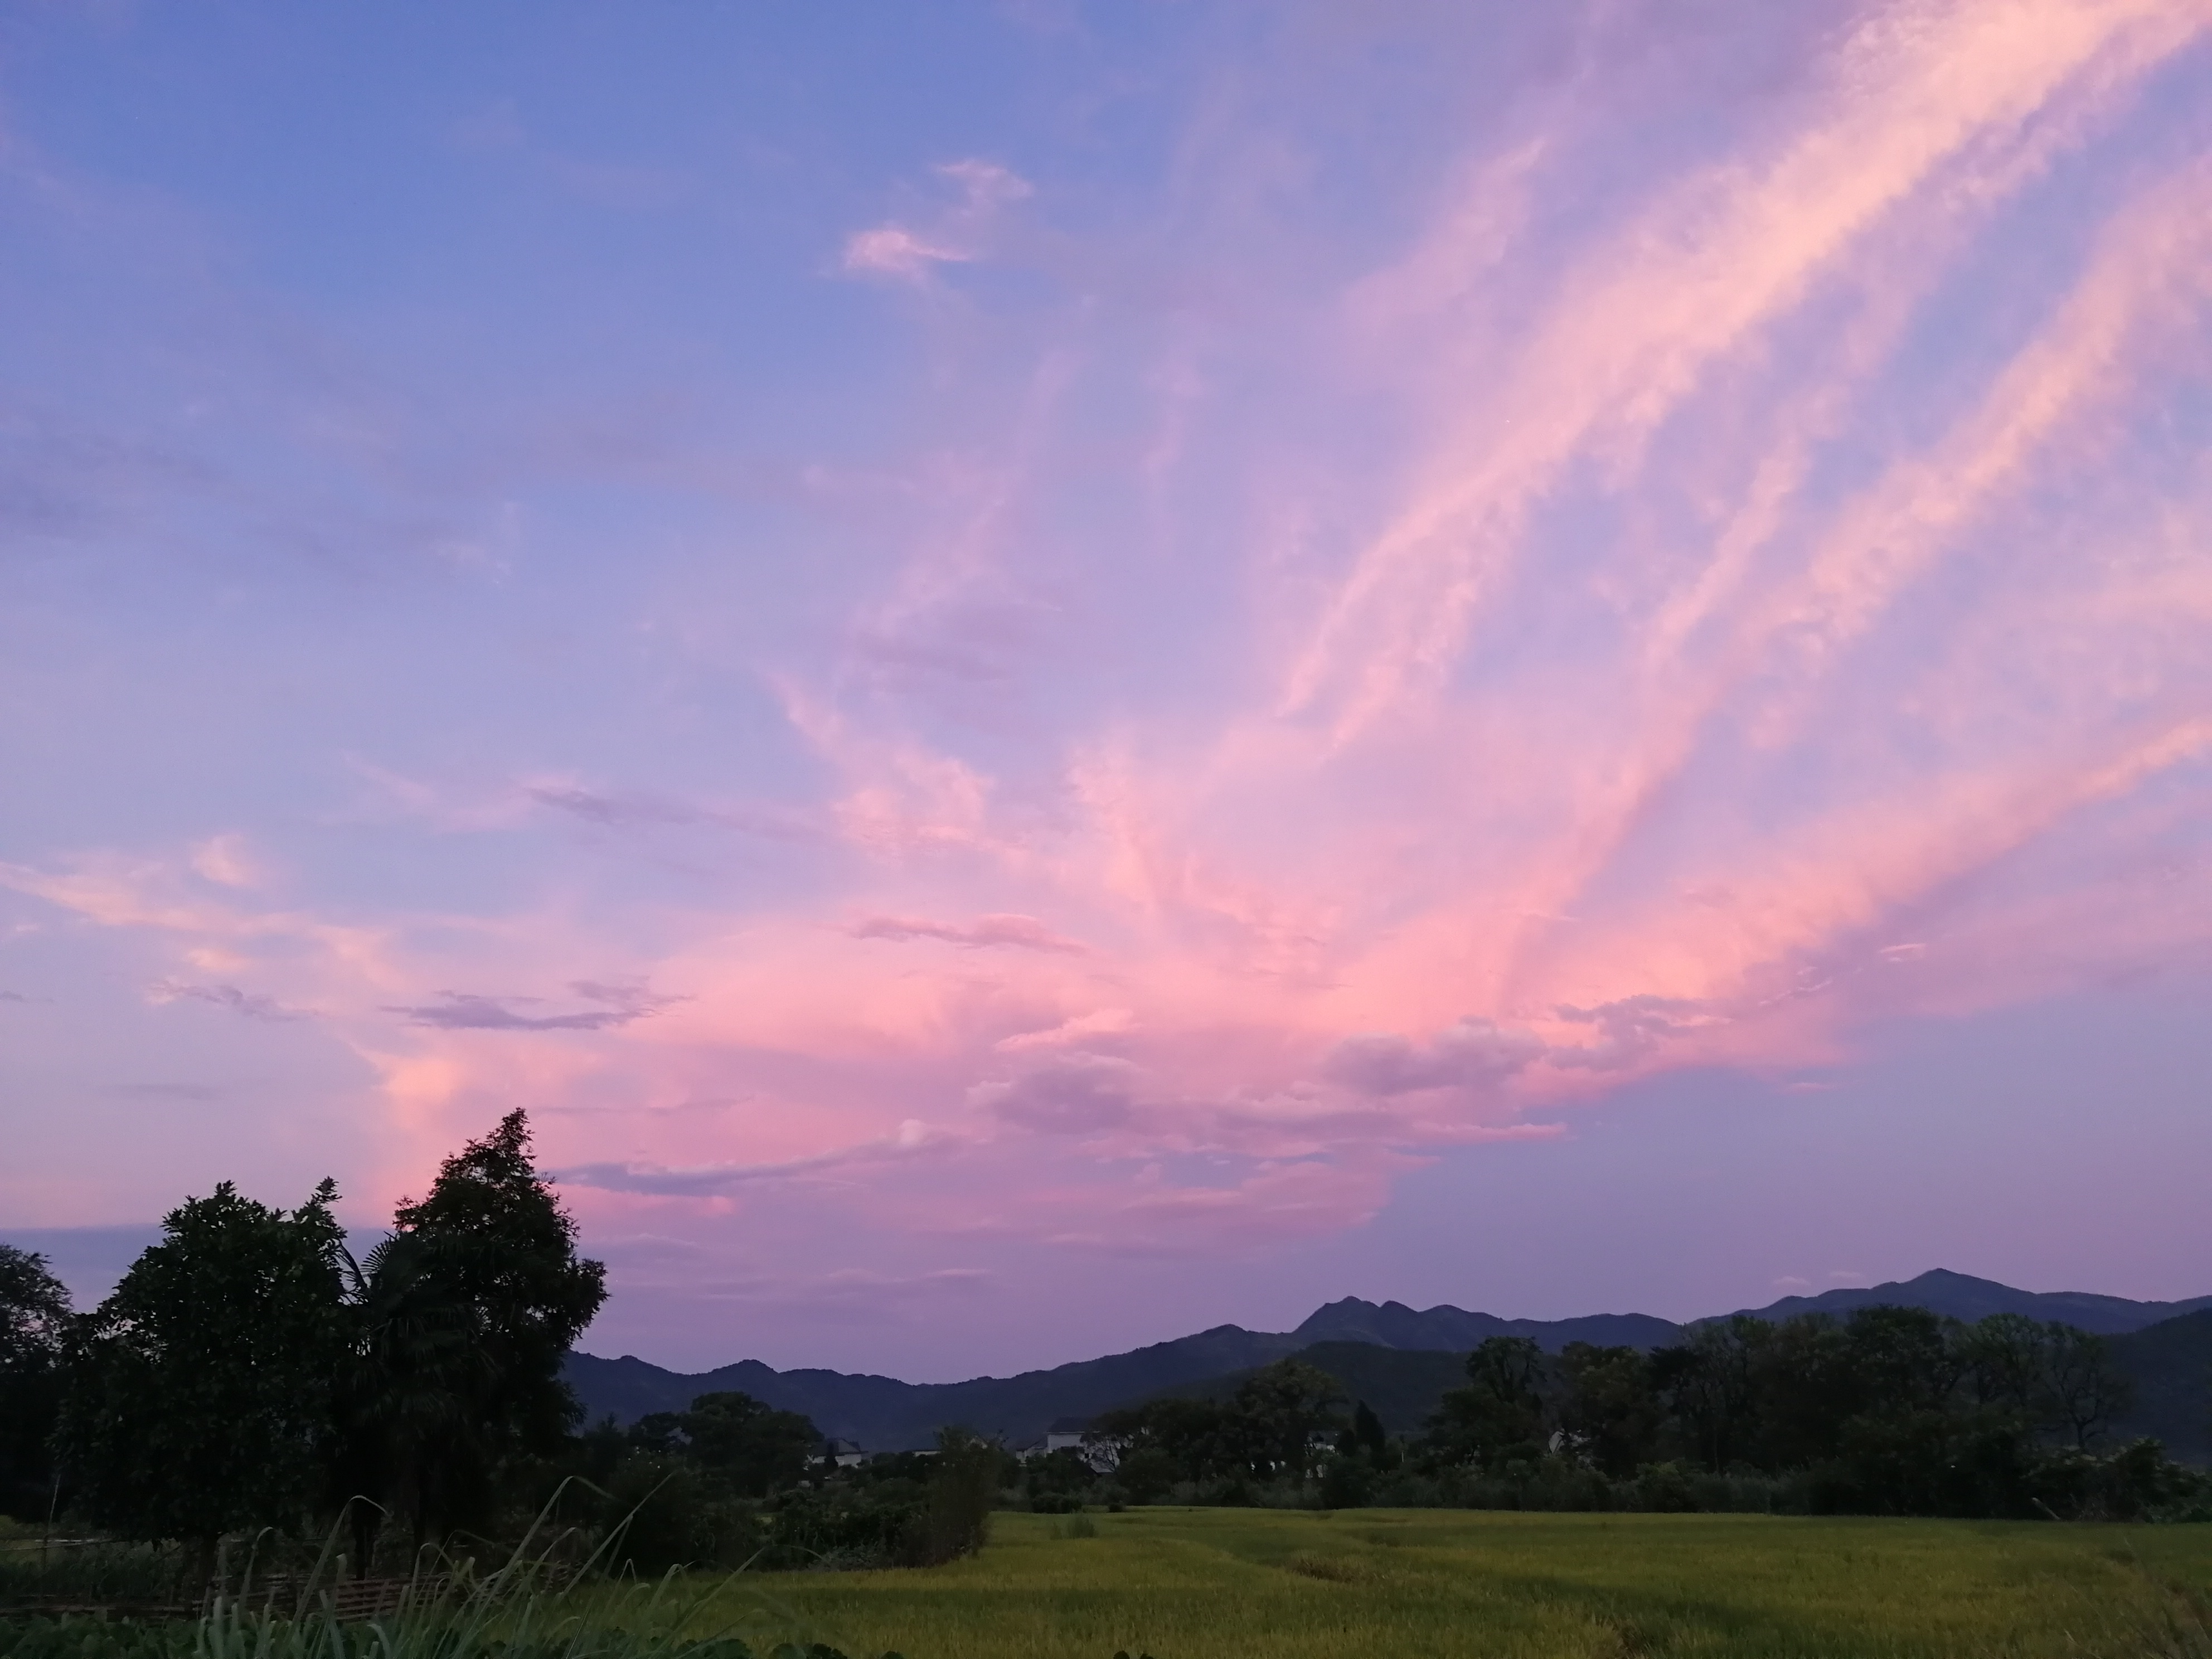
[0,1532,887,1659]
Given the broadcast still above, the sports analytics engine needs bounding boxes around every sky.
[3,0,2211,1382]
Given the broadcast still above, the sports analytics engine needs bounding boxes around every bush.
[906,1434,996,1566]
[0,1540,182,1610]
[2028,1439,2208,1522]
[1112,1449,1180,1505]
[761,1487,920,1570]
[604,1457,717,1576]
[1317,1455,1376,1510]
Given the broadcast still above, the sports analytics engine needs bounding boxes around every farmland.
[687,1507,2212,1659]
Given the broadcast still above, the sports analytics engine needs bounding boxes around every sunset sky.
[4,1,2211,1380]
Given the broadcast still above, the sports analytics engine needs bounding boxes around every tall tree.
[326,1229,488,1570]
[2038,1323,2129,1450]
[1650,1316,1770,1472]
[57,1181,346,1575]
[1090,1396,1235,1485]
[0,1244,72,1521]
[1554,1343,1661,1478]
[1428,1336,1549,1473]
[1228,1359,1345,1486]
[339,1110,606,1545]
[673,1391,821,1498]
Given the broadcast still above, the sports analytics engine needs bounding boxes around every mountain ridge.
[565,1268,2208,1451]
[1725,1267,2212,1334]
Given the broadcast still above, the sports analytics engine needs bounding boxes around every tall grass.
[0,1494,903,1659]
[0,1536,178,1610]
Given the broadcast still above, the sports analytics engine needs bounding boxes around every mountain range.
[563,1269,2212,1458]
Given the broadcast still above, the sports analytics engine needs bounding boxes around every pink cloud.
[995,1007,1134,1051]
[843,225,967,280]
[971,1054,1138,1134]
[841,158,1032,283]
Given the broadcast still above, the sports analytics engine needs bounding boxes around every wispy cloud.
[149,981,305,1022]
[523,783,817,841]
[847,913,1086,953]
[842,158,1032,282]
[552,1119,958,1196]
[384,982,686,1033]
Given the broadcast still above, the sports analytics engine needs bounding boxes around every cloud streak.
[847,913,1086,953]
[384,983,686,1032]
[149,981,305,1023]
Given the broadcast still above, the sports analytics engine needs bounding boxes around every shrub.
[1317,1455,1376,1510]
[905,1433,996,1566]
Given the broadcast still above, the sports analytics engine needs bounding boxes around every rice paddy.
[689,1506,2212,1659]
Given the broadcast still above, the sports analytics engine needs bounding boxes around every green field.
[692,1508,2212,1659]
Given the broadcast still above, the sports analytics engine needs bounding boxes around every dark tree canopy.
[1428,1336,1549,1472]
[1555,1343,1660,1479]
[1388,1303,2163,1519]
[0,1244,72,1520]
[342,1109,607,1545]
[656,1391,821,1499]
[1090,1358,1349,1491]
[392,1109,607,1360]
[57,1181,347,1552]
[1229,1359,1345,1486]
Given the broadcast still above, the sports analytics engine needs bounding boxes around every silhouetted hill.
[564,1269,2212,1452]
[566,1323,1303,1448]
[1293,1297,1680,1352]
[565,1301,1691,1446]
[1732,1269,2212,1334]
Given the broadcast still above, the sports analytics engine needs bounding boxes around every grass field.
[683,1508,2212,1659]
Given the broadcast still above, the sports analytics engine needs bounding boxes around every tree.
[1957,1313,2129,1449]
[1554,1343,1660,1478]
[1228,1359,1345,1486]
[58,1181,346,1575]
[1090,1397,1236,1485]
[1960,1313,2049,1411]
[1428,1337,1548,1472]
[670,1391,821,1498]
[2039,1324,2130,1450]
[0,1244,72,1521]
[1110,1445,1181,1504]
[1651,1317,1769,1472]
[1343,1399,1390,1463]
[338,1110,607,1547]
[909,1426,1001,1565]
[326,1229,491,1570]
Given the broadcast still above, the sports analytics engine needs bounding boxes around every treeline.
[6,1123,2203,1584]
[1077,1312,2208,1520]
[565,1397,998,1573]
[0,1112,1005,1585]
[1,1113,605,1579]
